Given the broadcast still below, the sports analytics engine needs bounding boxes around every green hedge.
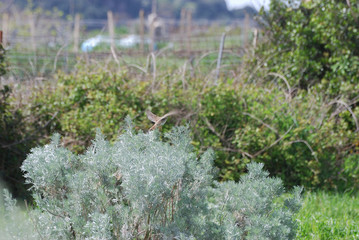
[30,66,359,192]
[195,84,359,191]
[256,0,359,96]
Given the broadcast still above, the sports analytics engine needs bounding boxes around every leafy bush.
[31,62,190,153]
[31,63,359,192]
[19,122,302,239]
[32,66,147,152]
[195,83,359,191]
[257,0,359,96]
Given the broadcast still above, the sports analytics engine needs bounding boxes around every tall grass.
[297,192,359,240]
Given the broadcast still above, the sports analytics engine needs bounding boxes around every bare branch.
[288,139,319,162]
[346,0,358,23]
[53,44,68,73]
[252,125,294,158]
[329,100,359,132]
[1,111,58,148]
[242,112,279,136]
[110,45,120,65]
[267,72,292,100]
[215,147,254,158]
[202,116,226,142]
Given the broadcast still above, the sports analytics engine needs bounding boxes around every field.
[1,8,251,79]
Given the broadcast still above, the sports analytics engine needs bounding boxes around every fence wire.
[1,15,259,78]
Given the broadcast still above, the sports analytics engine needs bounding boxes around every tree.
[257,0,359,96]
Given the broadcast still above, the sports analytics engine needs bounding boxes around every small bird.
[146,109,179,131]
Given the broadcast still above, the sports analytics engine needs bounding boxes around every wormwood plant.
[0,189,38,239]
[19,119,302,239]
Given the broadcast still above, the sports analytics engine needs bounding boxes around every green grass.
[296,192,359,240]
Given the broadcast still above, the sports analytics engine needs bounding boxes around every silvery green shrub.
[19,119,302,239]
[0,188,39,240]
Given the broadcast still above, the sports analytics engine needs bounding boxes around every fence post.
[107,11,115,49]
[152,0,157,14]
[243,12,250,46]
[180,8,186,52]
[149,14,155,52]
[186,10,192,56]
[73,13,80,53]
[0,31,2,45]
[252,28,258,54]
[29,12,37,52]
[139,9,145,53]
[2,13,9,47]
[215,32,226,84]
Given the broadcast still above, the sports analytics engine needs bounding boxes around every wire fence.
[1,11,259,78]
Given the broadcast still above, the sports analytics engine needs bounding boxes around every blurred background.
[0,0,262,76]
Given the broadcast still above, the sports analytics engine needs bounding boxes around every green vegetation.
[257,0,359,96]
[297,192,359,239]
[29,61,359,192]
[0,84,50,199]
[0,0,358,238]
[2,187,358,239]
[0,189,38,239]
[1,125,303,239]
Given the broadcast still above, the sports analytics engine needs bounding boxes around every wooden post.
[29,12,36,52]
[253,28,258,52]
[243,12,250,46]
[186,10,192,55]
[107,11,115,49]
[73,13,80,53]
[152,0,157,14]
[148,12,157,52]
[2,13,9,47]
[215,32,226,84]
[180,8,186,51]
[139,9,145,53]
[150,19,155,52]
[0,31,2,45]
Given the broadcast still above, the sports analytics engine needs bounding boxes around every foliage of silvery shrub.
[0,188,39,240]
[18,118,302,239]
